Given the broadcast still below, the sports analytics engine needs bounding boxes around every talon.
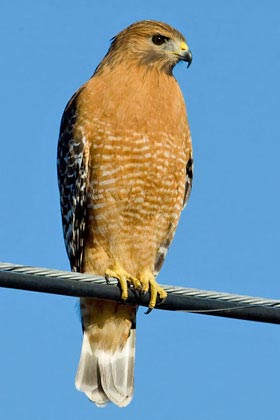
[104,265,168,309]
[139,270,167,310]
[104,263,141,302]
[145,307,153,315]
[105,273,111,284]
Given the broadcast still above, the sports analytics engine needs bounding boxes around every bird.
[57,20,193,408]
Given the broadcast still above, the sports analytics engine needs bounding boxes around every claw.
[144,290,167,314]
[104,264,167,310]
[105,263,141,302]
[139,270,167,310]
[145,307,153,315]
[104,273,111,284]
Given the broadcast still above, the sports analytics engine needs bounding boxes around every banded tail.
[75,298,137,407]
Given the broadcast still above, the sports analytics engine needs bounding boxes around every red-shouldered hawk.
[57,20,193,407]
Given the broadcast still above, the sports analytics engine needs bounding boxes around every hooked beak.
[177,41,192,67]
[180,49,192,68]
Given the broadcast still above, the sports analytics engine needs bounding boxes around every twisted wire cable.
[0,262,279,324]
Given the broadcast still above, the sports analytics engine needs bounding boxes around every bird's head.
[96,20,192,75]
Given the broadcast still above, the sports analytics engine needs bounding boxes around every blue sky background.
[1,1,280,419]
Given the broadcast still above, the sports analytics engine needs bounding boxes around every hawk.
[57,20,193,407]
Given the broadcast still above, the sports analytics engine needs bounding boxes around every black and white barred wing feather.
[183,155,193,209]
[57,90,88,272]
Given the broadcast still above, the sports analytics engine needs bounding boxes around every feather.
[75,331,109,407]
[75,300,136,407]
[97,329,135,407]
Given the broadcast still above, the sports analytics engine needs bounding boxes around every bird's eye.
[152,35,168,46]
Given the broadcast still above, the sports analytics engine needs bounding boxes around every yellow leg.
[105,263,142,301]
[139,270,167,309]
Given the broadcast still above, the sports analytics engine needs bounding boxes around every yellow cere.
[180,41,188,51]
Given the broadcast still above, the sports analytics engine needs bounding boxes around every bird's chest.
[87,126,187,219]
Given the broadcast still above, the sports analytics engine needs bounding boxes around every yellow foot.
[105,263,142,301]
[139,270,167,310]
[105,264,167,310]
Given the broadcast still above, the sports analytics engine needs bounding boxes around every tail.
[75,298,137,407]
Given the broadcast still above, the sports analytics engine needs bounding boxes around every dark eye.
[152,35,168,46]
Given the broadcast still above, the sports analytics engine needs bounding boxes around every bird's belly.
[83,133,186,275]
